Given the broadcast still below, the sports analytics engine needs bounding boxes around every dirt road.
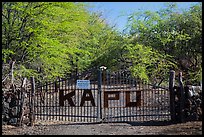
[2,120,202,135]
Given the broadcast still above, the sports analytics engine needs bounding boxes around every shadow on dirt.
[126,120,173,126]
[34,122,101,127]
[159,121,202,135]
[34,120,174,127]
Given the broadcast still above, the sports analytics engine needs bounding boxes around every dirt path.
[2,120,202,135]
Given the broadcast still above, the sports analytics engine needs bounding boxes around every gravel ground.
[2,120,202,135]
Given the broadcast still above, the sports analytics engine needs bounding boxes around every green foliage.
[2,49,14,63]
[121,43,176,82]
[2,2,123,82]
[14,65,38,79]
[2,2,202,85]
[126,3,202,84]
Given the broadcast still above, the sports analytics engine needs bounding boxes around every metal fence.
[101,70,170,122]
[33,69,171,123]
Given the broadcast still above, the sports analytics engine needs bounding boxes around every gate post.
[30,76,35,126]
[178,72,185,123]
[169,70,176,122]
[97,68,102,122]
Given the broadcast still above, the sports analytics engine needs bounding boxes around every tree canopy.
[2,2,202,85]
[125,2,202,84]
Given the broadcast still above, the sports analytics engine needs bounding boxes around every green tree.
[2,2,124,83]
[2,2,97,82]
[125,3,202,84]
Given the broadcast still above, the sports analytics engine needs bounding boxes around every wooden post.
[178,72,185,123]
[30,76,35,126]
[10,61,15,85]
[97,68,102,122]
[10,61,16,93]
[19,92,25,126]
[169,70,176,122]
[18,78,27,126]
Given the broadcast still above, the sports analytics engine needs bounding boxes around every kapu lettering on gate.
[59,89,141,107]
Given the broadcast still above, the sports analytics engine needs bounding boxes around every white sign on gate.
[76,80,90,89]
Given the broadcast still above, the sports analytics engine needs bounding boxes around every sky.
[87,2,200,32]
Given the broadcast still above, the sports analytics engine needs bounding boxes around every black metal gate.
[34,68,100,123]
[34,68,171,123]
[100,70,171,122]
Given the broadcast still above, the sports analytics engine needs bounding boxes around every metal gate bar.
[34,69,171,123]
[102,70,171,122]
